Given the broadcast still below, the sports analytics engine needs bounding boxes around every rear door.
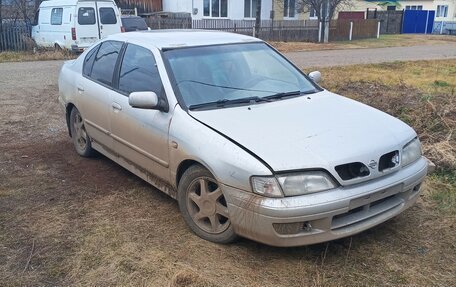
[76,2,99,46]
[77,40,123,151]
[97,1,121,38]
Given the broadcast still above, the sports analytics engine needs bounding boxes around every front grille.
[331,193,404,230]
[379,150,400,172]
[335,162,370,180]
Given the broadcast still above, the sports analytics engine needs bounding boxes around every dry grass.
[0,59,455,287]
[0,50,75,63]
[270,34,456,52]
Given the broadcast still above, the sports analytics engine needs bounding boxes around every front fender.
[168,106,272,192]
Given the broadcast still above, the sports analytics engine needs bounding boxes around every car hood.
[189,91,416,177]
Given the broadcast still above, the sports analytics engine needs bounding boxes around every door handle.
[77,85,84,93]
[112,102,122,111]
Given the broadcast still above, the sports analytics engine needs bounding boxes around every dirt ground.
[0,59,455,286]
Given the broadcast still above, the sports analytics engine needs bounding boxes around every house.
[162,0,315,20]
[351,0,456,21]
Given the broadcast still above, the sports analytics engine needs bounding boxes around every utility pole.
[320,0,330,43]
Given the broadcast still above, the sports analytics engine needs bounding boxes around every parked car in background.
[58,31,430,247]
[32,0,122,52]
[121,16,149,32]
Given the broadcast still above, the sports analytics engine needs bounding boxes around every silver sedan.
[58,31,430,247]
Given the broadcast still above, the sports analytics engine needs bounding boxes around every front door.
[110,43,171,181]
[97,1,121,39]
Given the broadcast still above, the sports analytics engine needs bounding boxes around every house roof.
[106,30,262,50]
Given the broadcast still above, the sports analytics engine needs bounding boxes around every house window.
[51,8,63,25]
[387,6,396,11]
[283,0,296,18]
[309,5,316,18]
[244,0,258,18]
[204,0,228,17]
[437,5,448,17]
[405,5,423,10]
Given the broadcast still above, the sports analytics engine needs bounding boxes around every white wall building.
[352,0,456,21]
[163,0,302,20]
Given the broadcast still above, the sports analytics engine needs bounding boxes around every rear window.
[51,8,63,25]
[100,7,117,24]
[78,7,96,25]
[90,41,123,86]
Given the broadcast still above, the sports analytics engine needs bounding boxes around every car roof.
[40,0,115,8]
[106,30,262,50]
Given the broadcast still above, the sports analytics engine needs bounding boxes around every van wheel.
[69,108,95,157]
[178,165,238,244]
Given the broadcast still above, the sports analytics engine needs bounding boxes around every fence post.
[377,21,381,38]
[440,21,444,34]
[425,10,429,34]
[318,21,322,42]
[349,21,353,41]
[252,25,255,37]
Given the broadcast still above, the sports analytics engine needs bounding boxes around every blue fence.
[402,10,435,34]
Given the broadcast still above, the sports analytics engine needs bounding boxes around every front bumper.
[222,157,429,247]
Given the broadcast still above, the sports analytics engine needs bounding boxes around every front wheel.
[69,107,95,157]
[178,165,238,243]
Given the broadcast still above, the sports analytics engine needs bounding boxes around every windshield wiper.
[189,96,272,110]
[264,89,317,100]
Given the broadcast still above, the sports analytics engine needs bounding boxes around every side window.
[51,8,63,25]
[100,8,117,24]
[90,41,123,86]
[83,44,101,77]
[78,7,96,25]
[118,44,163,95]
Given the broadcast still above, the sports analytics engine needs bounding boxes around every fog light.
[273,222,313,235]
[303,221,312,232]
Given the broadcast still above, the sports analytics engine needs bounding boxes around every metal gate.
[402,10,435,34]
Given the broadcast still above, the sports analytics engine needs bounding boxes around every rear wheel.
[69,107,95,157]
[178,165,238,243]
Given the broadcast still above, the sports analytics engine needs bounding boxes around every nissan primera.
[58,31,429,247]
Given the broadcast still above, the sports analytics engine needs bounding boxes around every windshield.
[164,42,319,110]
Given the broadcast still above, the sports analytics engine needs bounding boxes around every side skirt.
[91,141,177,199]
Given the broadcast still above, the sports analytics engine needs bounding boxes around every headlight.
[251,176,283,197]
[277,171,337,196]
[402,138,422,167]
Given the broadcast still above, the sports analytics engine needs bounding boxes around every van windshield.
[164,42,320,110]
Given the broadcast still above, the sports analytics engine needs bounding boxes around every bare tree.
[254,0,262,37]
[0,0,3,31]
[10,0,35,24]
[295,0,353,42]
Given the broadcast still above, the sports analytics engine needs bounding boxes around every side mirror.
[309,71,321,83]
[129,91,159,109]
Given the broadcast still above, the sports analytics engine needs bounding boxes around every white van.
[32,0,122,52]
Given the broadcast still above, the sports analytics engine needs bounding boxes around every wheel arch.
[176,159,203,188]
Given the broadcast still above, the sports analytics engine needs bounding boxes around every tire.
[69,107,95,157]
[178,165,238,244]
[54,43,62,52]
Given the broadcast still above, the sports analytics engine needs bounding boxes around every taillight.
[71,27,76,40]
[121,26,125,33]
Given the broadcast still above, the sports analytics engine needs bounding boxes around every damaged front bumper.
[222,156,429,247]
